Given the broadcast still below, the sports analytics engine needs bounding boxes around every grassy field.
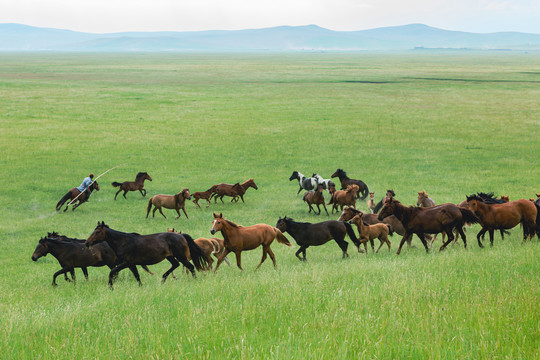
[0,51,539,359]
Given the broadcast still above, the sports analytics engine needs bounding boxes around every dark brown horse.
[466,194,538,247]
[330,169,369,200]
[210,212,292,272]
[146,189,191,219]
[55,181,100,212]
[276,217,360,261]
[378,198,478,254]
[32,235,117,286]
[111,172,152,200]
[85,222,207,288]
[303,183,329,215]
[212,178,258,203]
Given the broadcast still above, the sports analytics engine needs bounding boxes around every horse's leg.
[457,227,467,248]
[108,263,130,290]
[439,229,455,251]
[152,207,158,218]
[158,207,167,219]
[295,246,307,261]
[114,189,121,200]
[163,256,182,281]
[396,233,411,255]
[70,269,76,283]
[52,268,71,286]
[334,236,349,258]
[234,251,243,271]
[123,190,128,199]
[140,189,146,197]
[255,247,268,270]
[316,204,322,215]
[418,232,430,253]
[220,195,225,204]
[297,186,303,195]
[476,228,486,248]
[206,199,211,208]
[182,207,189,219]
[488,229,495,247]
[214,248,231,273]
[127,265,142,286]
[369,238,375,252]
[240,194,245,203]
[82,267,89,280]
[322,202,329,216]
[266,246,277,268]
[175,209,181,219]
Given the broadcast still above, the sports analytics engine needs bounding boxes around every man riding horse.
[77,174,95,201]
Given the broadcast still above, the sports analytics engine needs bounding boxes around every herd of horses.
[38,168,539,288]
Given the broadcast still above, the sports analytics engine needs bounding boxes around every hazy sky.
[1,0,539,34]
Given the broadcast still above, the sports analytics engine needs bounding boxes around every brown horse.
[146,189,191,219]
[466,194,537,247]
[417,190,436,207]
[167,228,229,270]
[55,181,100,212]
[111,172,152,200]
[378,198,478,254]
[212,178,258,203]
[329,184,359,213]
[85,222,207,288]
[210,212,292,272]
[330,168,369,200]
[350,213,393,253]
[303,183,329,215]
[192,185,217,208]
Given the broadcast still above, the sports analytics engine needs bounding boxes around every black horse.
[85,222,208,289]
[32,235,117,286]
[56,181,100,212]
[276,217,361,261]
[330,169,369,200]
[289,171,318,195]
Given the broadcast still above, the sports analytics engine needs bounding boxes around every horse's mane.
[223,219,240,228]
[135,172,147,179]
[345,184,359,192]
[467,192,505,204]
[386,189,395,197]
[336,169,348,178]
[282,217,311,226]
[343,206,361,214]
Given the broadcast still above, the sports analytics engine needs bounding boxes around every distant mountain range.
[1,23,540,51]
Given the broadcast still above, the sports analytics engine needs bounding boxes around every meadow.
[0,51,539,359]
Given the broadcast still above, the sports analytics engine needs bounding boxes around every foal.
[366,192,376,213]
[350,213,393,253]
[303,183,329,215]
[192,185,217,208]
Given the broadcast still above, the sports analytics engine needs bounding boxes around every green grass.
[0,52,539,359]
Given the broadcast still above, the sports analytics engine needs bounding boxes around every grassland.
[0,51,539,359]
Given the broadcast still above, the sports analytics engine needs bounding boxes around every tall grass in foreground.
[0,52,539,359]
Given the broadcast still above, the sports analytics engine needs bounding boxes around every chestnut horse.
[167,228,229,270]
[55,181,100,212]
[212,178,258,203]
[330,168,369,200]
[85,222,207,288]
[146,189,191,219]
[192,185,217,208]
[350,213,393,253]
[329,184,359,213]
[210,212,292,272]
[303,183,329,215]
[466,194,538,247]
[111,172,152,200]
[378,198,478,254]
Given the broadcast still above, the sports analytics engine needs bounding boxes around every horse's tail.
[344,222,360,248]
[184,233,208,271]
[111,181,122,187]
[387,224,394,236]
[359,183,369,200]
[146,197,153,218]
[274,228,293,247]
[56,191,72,211]
[459,208,479,225]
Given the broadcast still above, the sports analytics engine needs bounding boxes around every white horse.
[289,171,318,195]
[312,174,335,194]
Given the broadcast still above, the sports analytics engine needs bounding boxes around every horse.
[289,171,318,195]
[85,221,207,289]
[276,217,360,261]
[378,198,478,255]
[303,183,329,215]
[210,212,292,272]
[55,181,100,212]
[372,189,395,214]
[192,185,217,208]
[366,192,376,213]
[111,172,152,200]
[329,184,359,213]
[330,169,369,200]
[167,228,230,270]
[212,179,258,203]
[417,190,436,207]
[32,235,117,286]
[312,174,335,193]
[146,189,191,219]
[349,213,393,253]
[466,194,537,247]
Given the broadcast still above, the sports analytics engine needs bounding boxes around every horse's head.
[337,206,360,221]
[346,184,359,195]
[331,169,344,178]
[316,183,324,192]
[138,172,152,182]
[247,178,258,190]
[378,198,398,220]
[289,171,299,181]
[85,221,109,247]
[328,183,336,194]
[210,212,224,235]
[386,189,395,198]
[417,191,428,206]
[276,217,288,232]
[369,192,375,200]
[91,181,100,191]
[31,237,49,261]
[349,213,364,226]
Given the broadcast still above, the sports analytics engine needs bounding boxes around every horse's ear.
[213,212,219,218]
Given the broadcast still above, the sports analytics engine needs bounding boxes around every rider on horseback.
[77,174,94,200]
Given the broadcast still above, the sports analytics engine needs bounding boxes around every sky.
[1,0,539,34]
